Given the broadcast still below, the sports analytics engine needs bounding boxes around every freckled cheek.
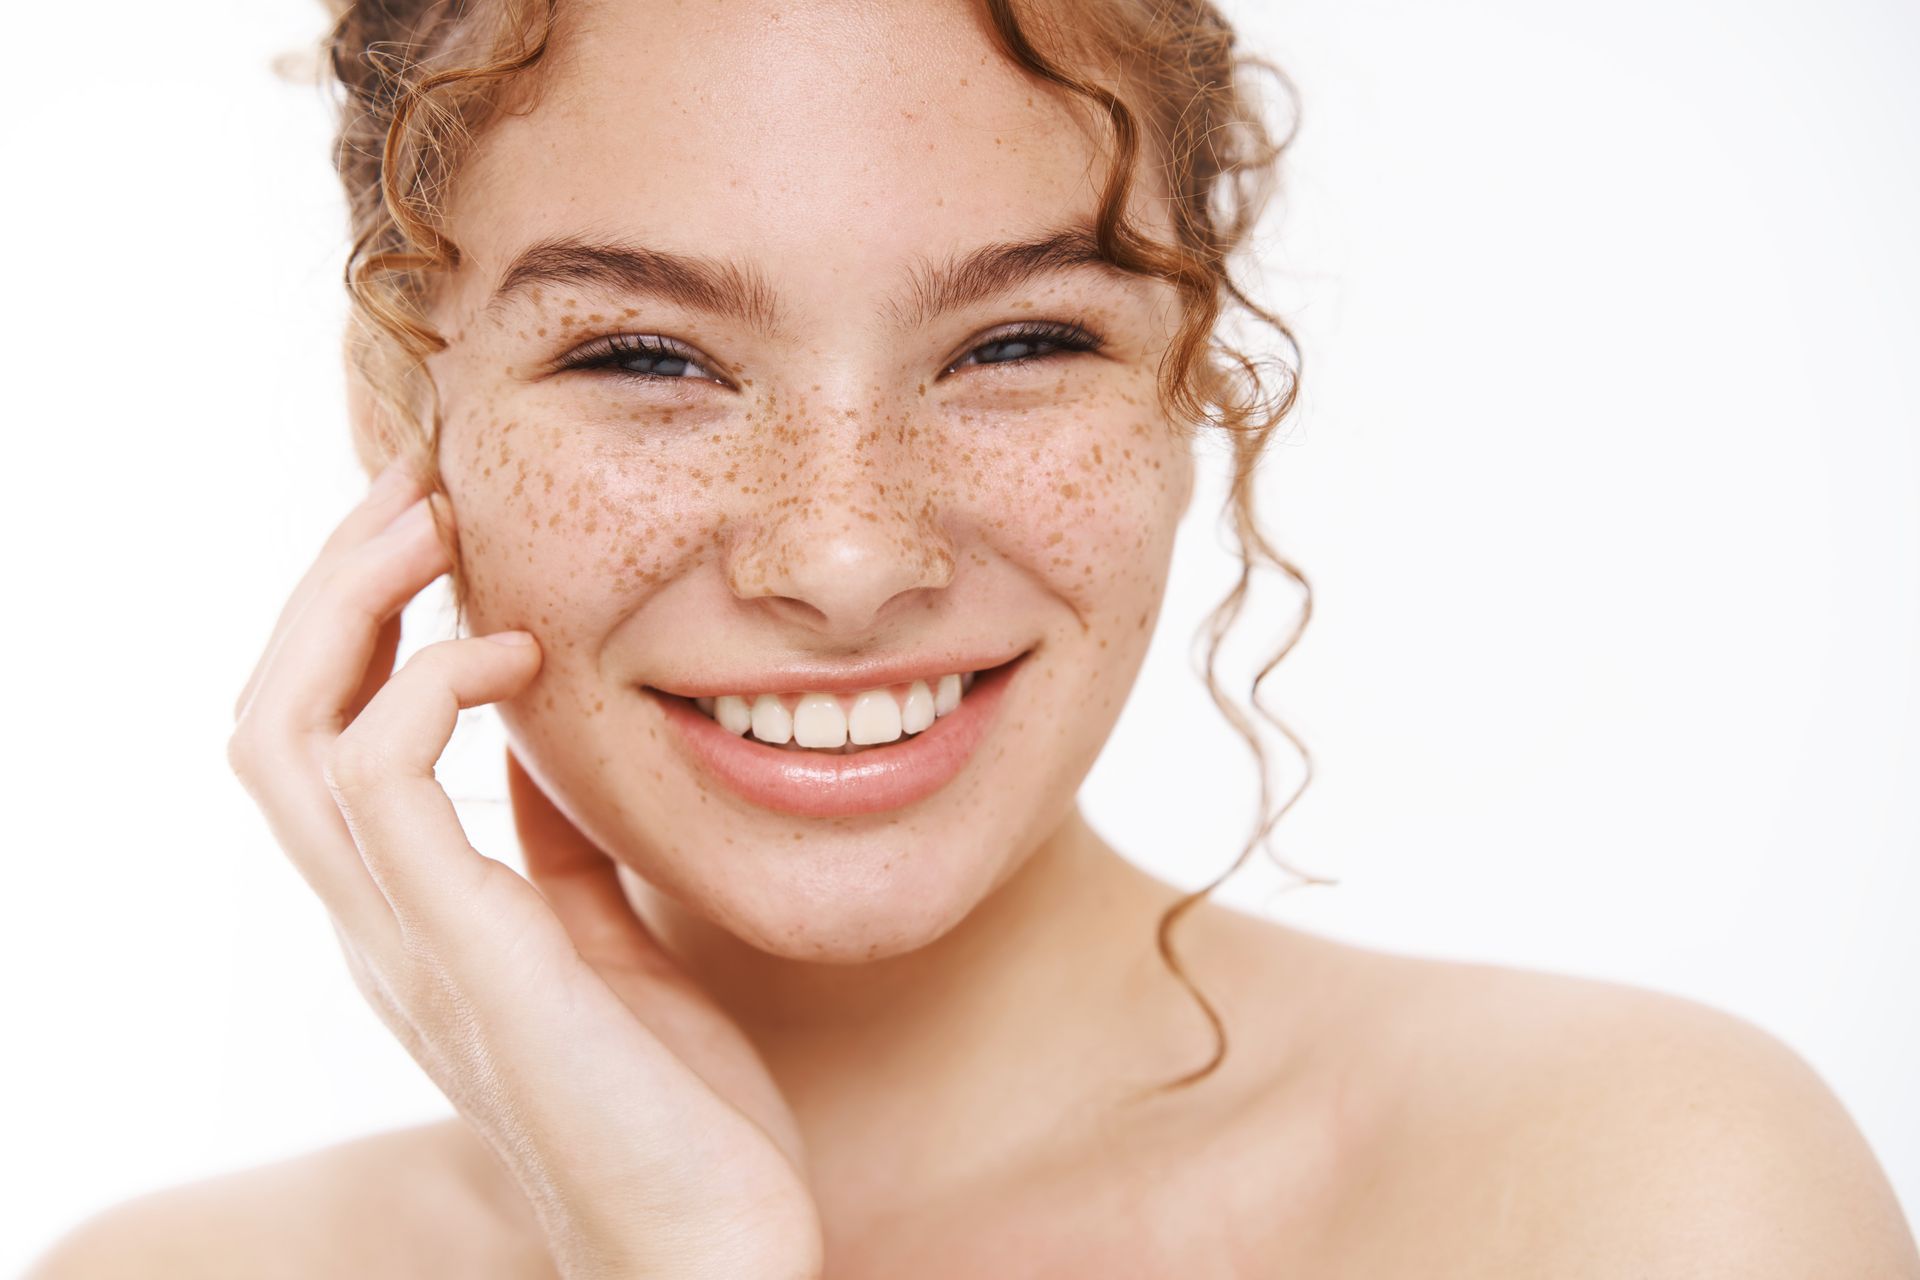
[438,406,691,637]
[966,411,1186,610]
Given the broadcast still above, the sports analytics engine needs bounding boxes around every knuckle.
[224,728,257,784]
[315,538,416,630]
[225,720,288,789]
[322,732,389,795]
[315,556,387,625]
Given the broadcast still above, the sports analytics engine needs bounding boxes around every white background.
[3,0,1915,1268]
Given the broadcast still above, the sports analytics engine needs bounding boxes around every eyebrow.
[483,221,1143,337]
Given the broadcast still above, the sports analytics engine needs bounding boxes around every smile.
[641,649,1031,817]
[687,670,978,755]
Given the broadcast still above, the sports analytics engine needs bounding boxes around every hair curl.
[321,0,1330,1099]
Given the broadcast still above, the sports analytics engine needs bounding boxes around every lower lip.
[645,653,1029,818]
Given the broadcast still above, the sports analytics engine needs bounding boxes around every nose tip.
[727,505,956,635]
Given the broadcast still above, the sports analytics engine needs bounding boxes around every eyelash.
[550,319,1105,387]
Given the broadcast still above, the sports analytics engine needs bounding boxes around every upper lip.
[644,646,1031,699]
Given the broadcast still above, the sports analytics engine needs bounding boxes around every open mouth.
[639,648,1033,817]
[643,649,1029,758]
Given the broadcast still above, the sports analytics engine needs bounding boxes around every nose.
[724,399,956,637]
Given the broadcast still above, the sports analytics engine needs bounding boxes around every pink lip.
[645,650,1029,817]
[648,648,1027,699]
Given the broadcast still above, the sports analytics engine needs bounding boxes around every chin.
[613,820,1022,965]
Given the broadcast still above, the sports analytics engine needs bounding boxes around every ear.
[341,337,419,482]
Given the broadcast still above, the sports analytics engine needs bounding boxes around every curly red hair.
[321,0,1325,1096]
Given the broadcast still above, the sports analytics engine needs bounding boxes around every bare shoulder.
[1234,925,1920,1277]
[1410,958,1916,1271]
[26,1118,556,1280]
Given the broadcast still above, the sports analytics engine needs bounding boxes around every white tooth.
[901,680,935,734]
[961,670,976,693]
[934,673,963,716]
[848,689,903,744]
[714,694,752,735]
[750,693,793,744]
[792,693,848,748]
[695,696,716,716]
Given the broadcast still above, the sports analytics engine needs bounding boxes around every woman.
[32,0,1917,1274]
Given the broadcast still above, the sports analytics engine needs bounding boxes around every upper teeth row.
[695,672,978,748]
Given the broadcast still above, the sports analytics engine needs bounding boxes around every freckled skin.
[418,0,1194,965]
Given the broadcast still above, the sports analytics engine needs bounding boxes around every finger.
[506,747,674,975]
[228,725,404,949]
[502,750,790,1153]
[347,612,404,728]
[231,494,453,951]
[324,633,543,936]
[234,461,428,723]
[245,496,452,739]
[501,752,806,1170]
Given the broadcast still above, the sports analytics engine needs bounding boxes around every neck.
[617,804,1205,1182]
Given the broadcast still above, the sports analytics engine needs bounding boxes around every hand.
[226,465,823,1279]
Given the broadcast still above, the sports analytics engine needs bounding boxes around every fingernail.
[485,630,536,646]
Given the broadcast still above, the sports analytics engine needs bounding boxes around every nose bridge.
[726,389,955,633]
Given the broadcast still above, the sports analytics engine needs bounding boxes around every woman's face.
[421,0,1195,961]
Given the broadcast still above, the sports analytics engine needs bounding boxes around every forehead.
[446,0,1159,307]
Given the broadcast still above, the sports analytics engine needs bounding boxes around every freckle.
[536,327,547,337]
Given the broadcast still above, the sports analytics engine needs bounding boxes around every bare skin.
[27,0,1918,1273]
[33,903,1920,1276]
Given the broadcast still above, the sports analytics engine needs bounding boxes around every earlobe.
[342,341,422,482]
[344,352,393,481]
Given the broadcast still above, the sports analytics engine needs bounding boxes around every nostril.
[723,522,957,635]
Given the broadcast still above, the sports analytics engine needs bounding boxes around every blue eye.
[556,334,722,383]
[552,318,1104,386]
[946,321,1104,374]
